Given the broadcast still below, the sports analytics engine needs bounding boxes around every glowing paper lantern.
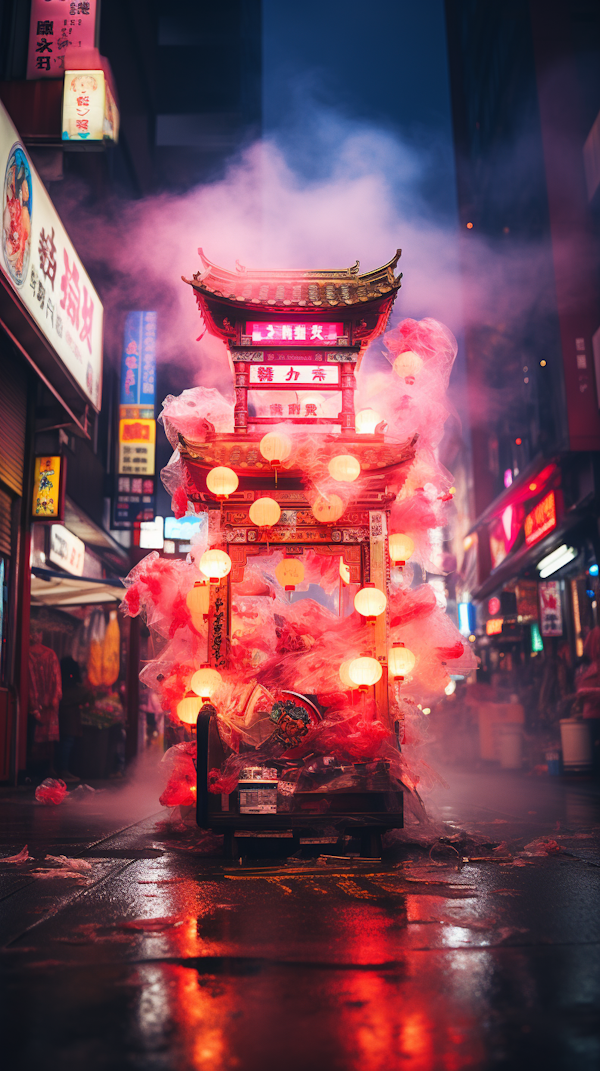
[389,533,415,566]
[190,666,223,700]
[177,694,203,725]
[348,656,382,691]
[206,466,239,498]
[339,659,358,689]
[311,493,345,523]
[354,583,387,621]
[339,559,350,584]
[260,431,292,466]
[249,496,281,527]
[186,580,210,621]
[199,548,232,582]
[275,557,305,591]
[445,679,456,696]
[355,408,382,434]
[328,454,360,483]
[392,350,424,381]
[388,642,416,680]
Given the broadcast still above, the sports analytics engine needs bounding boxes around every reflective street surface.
[2,770,599,1071]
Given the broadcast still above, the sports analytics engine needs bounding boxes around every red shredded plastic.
[172,486,188,519]
[35,778,67,805]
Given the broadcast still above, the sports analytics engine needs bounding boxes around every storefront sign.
[247,322,344,344]
[49,524,84,576]
[488,597,501,616]
[531,623,544,652]
[120,311,157,408]
[525,491,557,547]
[31,455,64,520]
[486,617,503,636]
[112,478,155,530]
[26,0,97,80]
[1,102,103,408]
[516,579,539,620]
[62,70,119,143]
[249,364,339,386]
[539,580,563,636]
[118,418,156,475]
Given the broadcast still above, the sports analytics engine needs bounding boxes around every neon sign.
[247,322,344,344]
[524,491,557,547]
[486,617,503,636]
[249,364,339,386]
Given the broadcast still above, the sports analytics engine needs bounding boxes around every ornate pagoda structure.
[177,250,415,851]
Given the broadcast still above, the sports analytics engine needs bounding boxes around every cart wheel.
[359,829,382,858]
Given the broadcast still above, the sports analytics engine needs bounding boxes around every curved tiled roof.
[183,248,402,309]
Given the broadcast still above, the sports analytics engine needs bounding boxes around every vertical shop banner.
[113,312,157,528]
[0,102,103,409]
[31,455,65,521]
[62,69,119,143]
[539,580,563,637]
[27,0,98,80]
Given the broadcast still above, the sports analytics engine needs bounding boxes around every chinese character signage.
[539,580,563,637]
[49,524,85,575]
[32,456,64,521]
[246,322,344,344]
[525,491,557,547]
[0,102,103,408]
[118,419,156,475]
[62,69,119,143]
[27,0,97,80]
[120,312,157,407]
[112,475,155,530]
[486,617,503,636]
[249,364,339,386]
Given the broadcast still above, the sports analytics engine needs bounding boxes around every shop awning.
[31,567,125,606]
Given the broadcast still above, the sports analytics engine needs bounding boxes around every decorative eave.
[182,248,402,312]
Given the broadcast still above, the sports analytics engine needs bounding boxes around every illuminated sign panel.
[488,597,501,616]
[246,322,344,344]
[62,70,119,143]
[486,617,503,636]
[27,0,97,80]
[0,102,103,408]
[32,456,64,521]
[49,524,85,576]
[525,491,557,546]
[249,364,339,386]
[118,419,156,475]
[120,312,156,407]
[539,580,562,636]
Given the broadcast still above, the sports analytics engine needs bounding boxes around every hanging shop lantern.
[392,350,424,383]
[348,656,382,691]
[190,665,223,701]
[388,641,416,680]
[339,559,350,584]
[355,408,382,434]
[177,693,203,725]
[249,496,281,528]
[199,548,232,583]
[275,557,305,591]
[260,431,292,468]
[354,582,387,621]
[311,493,345,523]
[186,580,210,624]
[339,659,359,690]
[206,466,239,498]
[328,454,360,483]
[389,532,415,566]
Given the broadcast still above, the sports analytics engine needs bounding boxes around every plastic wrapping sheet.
[159,386,234,449]
[384,317,457,388]
[159,742,197,807]
[35,778,67,805]
[122,552,203,640]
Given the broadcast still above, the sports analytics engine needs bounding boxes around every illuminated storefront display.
[62,69,119,143]
[524,490,557,546]
[486,617,503,636]
[0,102,103,408]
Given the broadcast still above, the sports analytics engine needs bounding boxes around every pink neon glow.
[247,322,344,344]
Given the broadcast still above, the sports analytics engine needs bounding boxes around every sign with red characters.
[524,491,557,547]
[246,322,344,344]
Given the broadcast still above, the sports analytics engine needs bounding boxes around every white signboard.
[249,364,339,386]
[539,580,563,637]
[0,101,103,409]
[49,524,85,576]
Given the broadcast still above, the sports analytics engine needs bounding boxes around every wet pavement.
[2,768,600,1071]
